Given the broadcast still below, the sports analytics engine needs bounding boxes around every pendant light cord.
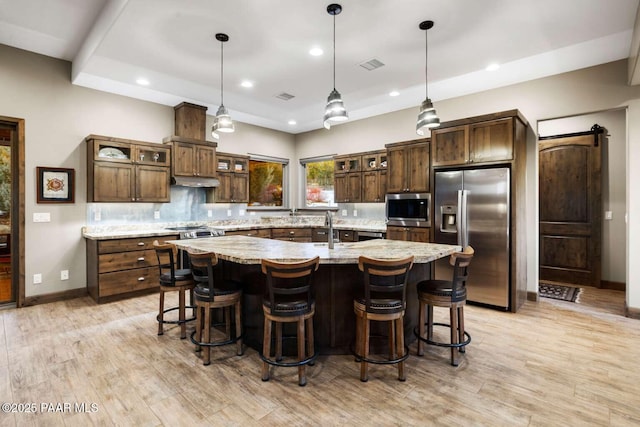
[333,13,336,90]
[424,28,428,100]
[220,40,224,106]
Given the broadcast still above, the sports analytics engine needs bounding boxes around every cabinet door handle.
[289,231,295,235]
[138,277,145,281]
[317,231,327,235]
[137,257,145,261]
[137,242,145,246]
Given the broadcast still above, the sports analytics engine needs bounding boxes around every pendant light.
[212,33,234,137]
[416,20,440,135]
[323,3,348,130]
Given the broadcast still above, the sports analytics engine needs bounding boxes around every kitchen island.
[169,235,460,354]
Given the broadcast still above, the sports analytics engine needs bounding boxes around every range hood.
[171,176,220,188]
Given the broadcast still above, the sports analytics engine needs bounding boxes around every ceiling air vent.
[275,92,295,101]
[359,58,385,71]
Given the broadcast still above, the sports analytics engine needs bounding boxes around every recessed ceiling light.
[240,80,254,88]
[288,120,297,125]
[309,47,323,56]
[389,91,400,97]
[486,63,500,71]
[136,78,150,86]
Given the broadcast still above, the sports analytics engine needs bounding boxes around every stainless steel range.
[165,225,225,268]
[165,225,225,239]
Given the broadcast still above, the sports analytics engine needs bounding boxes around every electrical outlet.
[353,210,358,217]
[60,270,69,280]
[33,274,42,284]
[239,210,245,216]
[154,211,160,219]
[207,210,213,218]
[227,209,232,217]
[94,211,101,221]
[341,209,347,216]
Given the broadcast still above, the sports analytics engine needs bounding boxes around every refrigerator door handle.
[460,190,469,248]
[456,190,463,246]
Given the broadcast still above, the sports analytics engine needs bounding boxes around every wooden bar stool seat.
[353,255,414,382]
[415,246,474,366]
[154,240,196,339]
[187,250,243,366]
[260,256,319,387]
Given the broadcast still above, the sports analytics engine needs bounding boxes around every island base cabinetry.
[219,260,429,354]
[86,235,178,303]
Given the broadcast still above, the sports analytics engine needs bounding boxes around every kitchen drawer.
[312,228,329,242]
[99,249,157,273]
[270,228,312,239]
[338,230,357,242]
[226,229,271,238]
[98,235,177,254]
[272,237,312,242]
[98,267,159,297]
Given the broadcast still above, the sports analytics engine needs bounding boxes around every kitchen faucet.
[325,211,335,249]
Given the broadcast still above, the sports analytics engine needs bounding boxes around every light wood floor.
[1,287,639,426]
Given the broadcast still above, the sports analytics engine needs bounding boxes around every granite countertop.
[82,216,387,240]
[168,235,459,265]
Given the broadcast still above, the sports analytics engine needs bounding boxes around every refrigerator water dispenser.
[440,205,457,233]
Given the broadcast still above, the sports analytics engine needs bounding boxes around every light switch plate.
[353,210,358,217]
[227,210,232,217]
[33,212,51,222]
[60,270,69,280]
[604,211,612,220]
[94,211,101,221]
[33,274,42,284]
[341,209,347,216]
[207,210,213,218]
[239,210,245,216]
[154,211,160,219]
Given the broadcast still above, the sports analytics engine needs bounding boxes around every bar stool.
[153,240,196,339]
[415,246,474,366]
[353,255,414,382]
[260,256,320,387]
[187,250,243,366]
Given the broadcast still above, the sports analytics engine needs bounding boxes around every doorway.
[538,109,627,291]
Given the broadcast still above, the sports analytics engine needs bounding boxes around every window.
[301,156,335,207]
[248,155,288,207]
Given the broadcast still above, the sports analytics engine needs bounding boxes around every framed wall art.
[36,167,75,203]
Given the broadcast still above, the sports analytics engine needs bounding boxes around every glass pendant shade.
[212,104,234,135]
[323,88,348,129]
[416,98,440,135]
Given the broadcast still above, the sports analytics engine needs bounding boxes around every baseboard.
[601,280,625,291]
[527,290,539,302]
[625,303,640,320]
[22,288,88,307]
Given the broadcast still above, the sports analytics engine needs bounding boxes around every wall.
[0,44,296,298]
[538,109,627,285]
[295,59,640,311]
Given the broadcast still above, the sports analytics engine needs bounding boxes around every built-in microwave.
[385,193,431,227]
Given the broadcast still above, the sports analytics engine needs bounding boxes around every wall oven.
[385,193,431,227]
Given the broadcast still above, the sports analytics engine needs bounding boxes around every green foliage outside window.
[305,159,334,207]
[249,160,283,206]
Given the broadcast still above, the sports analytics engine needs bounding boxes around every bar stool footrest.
[414,322,471,349]
[157,305,197,325]
[189,330,243,351]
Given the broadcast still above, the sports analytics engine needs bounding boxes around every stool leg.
[203,305,211,366]
[179,288,186,339]
[275,322,283,362]
[306,316,314,366]
[225,306,231,340]
[388,321,395,361]
[195,304,202,353]
[354,312,361,362]
[157,290,165,336]
[458,306,466,353]
[360,317,370,382]
[450,306,459,366]
[298,317,306,386]
[235,299,243,356]
[396,316,405,381]
[417,299,425,356]
[427,305,434,341]
[262,316,272,381]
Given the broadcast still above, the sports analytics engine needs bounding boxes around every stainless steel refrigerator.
[434,167,510,310]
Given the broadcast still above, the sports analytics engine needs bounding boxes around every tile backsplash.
[86,186,385,225]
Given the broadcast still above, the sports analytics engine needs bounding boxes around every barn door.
[538,126,602,287]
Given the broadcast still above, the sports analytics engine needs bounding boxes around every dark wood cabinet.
[431,117,514,166]
[361,150,387,202]
[334,154,362,203]
[86,135,171,203]
[386,226,430,243]
[385,140,429,193]
[163,136,217,178]
[271,228,312,242]
[216,152,249,203]
[86,234,178,303]
[225,229,270,238]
